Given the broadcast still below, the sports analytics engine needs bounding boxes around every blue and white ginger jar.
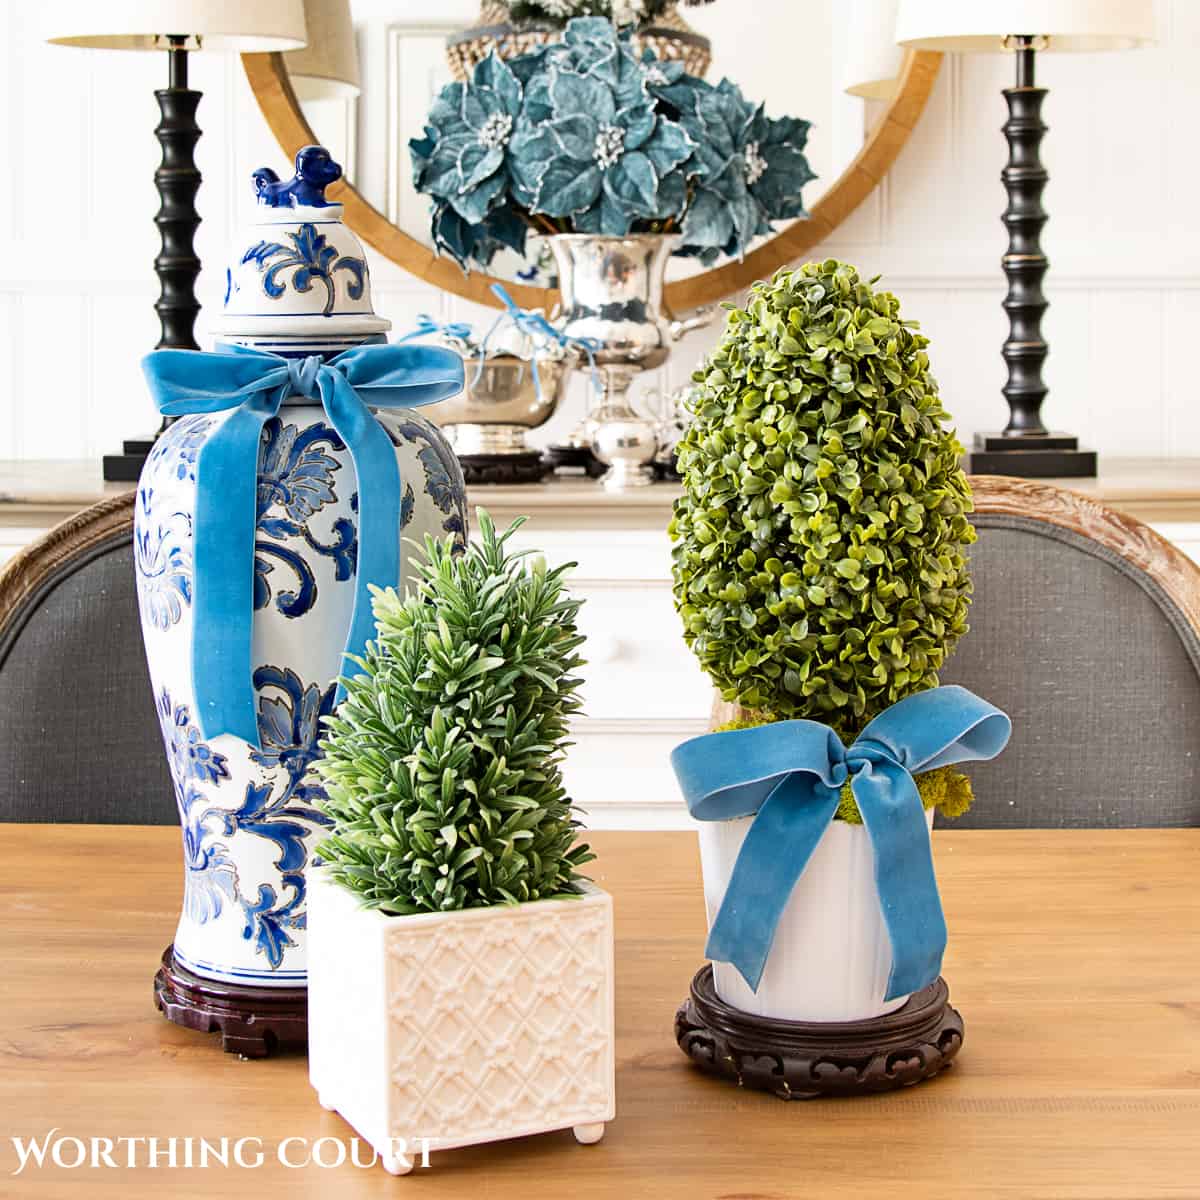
[135,147,468,988]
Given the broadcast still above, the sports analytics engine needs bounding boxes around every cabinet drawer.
[572,582,711,721]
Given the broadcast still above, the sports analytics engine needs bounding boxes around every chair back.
[940,477,1200,827]
[0,493,174,822]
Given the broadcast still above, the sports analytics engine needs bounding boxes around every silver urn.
[430,354,572,457]
[548,234,713,490]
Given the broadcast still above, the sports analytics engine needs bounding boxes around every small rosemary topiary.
[671,259,976,738]
[672,261,977,818]
[314,511,593,914]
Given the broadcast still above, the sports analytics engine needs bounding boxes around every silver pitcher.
[549,234,713,490]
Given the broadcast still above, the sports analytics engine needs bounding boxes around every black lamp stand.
[103,35,202,482]
[967,35,1096,478]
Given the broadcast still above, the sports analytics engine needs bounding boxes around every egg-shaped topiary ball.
[669,259,976,737]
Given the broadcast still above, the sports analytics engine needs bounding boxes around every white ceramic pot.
[697,807,937,1022]
[307,869,616,1174]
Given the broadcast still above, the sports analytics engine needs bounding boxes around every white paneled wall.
[1,2,1198,458]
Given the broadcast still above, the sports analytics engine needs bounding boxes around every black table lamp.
[896,0,1155,478]
[47,0,308,480]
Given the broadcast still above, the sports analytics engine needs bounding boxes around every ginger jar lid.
[213,145,390,346]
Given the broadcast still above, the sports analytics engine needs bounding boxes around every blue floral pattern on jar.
[134,397,467,987]
[242,224,366,316]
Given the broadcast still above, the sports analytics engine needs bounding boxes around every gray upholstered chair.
[0,492,173,822]
[940,476,1200,828]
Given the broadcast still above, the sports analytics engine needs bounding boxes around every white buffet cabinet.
[2,463,1200,829]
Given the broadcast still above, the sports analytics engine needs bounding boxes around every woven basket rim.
[446,21,712,51]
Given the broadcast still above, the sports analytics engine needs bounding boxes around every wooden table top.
[2,825,1199,1198]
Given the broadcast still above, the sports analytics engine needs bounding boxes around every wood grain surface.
[1,825,1198,1197]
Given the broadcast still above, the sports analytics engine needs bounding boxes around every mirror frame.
[241,48,941,314]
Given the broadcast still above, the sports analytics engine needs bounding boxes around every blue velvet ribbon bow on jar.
[670,685,1012,999]
[141,341,464,749]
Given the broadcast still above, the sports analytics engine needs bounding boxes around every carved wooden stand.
[675,965,963,1099]
[153,946,307,1058]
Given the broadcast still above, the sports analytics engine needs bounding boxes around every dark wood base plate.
[153,945,307,1058]
[969,431,1096,478]
[457,451,552,485]
[543,443,607,478]
[102,436,156,482]
[675,965,963,1099]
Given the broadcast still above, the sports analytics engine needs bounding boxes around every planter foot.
[382,1154,414,1176]
[153,945,307,1057]
[573,1122,605,1145]
[675,965,963,1100]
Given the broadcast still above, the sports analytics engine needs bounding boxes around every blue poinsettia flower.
[743,107,816,223]
[517,76,693,233]
[511,20,693,232]
[409,16,813,269]
[662,77,817,263]
[411,53,527,238]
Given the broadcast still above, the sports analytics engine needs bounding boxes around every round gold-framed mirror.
[242,38,940,314]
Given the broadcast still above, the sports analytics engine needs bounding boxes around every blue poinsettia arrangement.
[411,17,815,269]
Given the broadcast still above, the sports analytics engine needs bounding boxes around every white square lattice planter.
[307,868,615,1174]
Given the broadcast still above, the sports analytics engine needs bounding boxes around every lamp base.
[153,945,307,1058]
[967,431,1097,478]
[675,964,963,1099]
[102,437,156,482]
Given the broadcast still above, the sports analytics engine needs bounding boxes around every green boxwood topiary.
[314,511,594,915]
[670,259,976,740]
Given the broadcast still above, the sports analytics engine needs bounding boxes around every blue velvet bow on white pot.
[671,685,1011,1022]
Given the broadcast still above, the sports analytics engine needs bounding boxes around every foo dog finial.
[253,145,343,208]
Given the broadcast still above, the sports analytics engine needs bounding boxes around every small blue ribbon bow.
[670,685,1011,999]
[397,313,474,345]
[141,342,464,748]
[482,284,603,398]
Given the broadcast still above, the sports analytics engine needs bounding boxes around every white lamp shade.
[45,0,308,52]
[895,0,1156,53]
[842,0,905,100]
[285,0,360,100]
